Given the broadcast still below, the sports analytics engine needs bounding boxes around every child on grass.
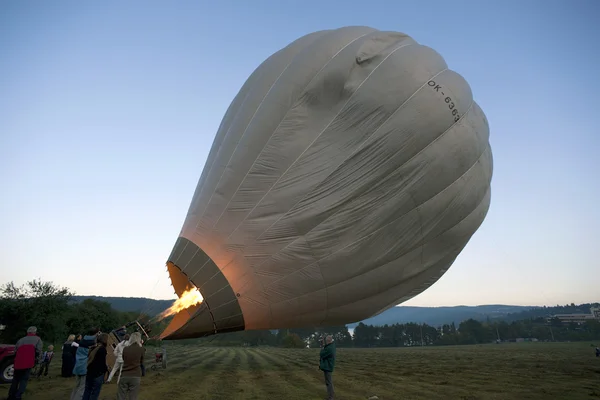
[37,345,54,377]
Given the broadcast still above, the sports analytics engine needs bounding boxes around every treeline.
[182,316,600,348]
[0,280,154,345]
[180,325,354,348]
[351,317,600,347]
[71,296,173,317]
[2,280,598,349]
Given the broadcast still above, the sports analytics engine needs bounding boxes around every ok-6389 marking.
[427,80,460,123]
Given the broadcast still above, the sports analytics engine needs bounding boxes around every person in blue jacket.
[69,328,98,400]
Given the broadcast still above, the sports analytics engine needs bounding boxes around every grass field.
[5,342,600,400]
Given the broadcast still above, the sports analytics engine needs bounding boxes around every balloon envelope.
[161,26,493,340]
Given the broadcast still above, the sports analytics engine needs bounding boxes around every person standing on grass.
[70,328,98,400]
[7,326,42,400]
[82,333,109,400]
[36,345,54,377]
[117,332,145,400]
[62,335,77,377]
[107,333,130,383]
[319,335,336,400]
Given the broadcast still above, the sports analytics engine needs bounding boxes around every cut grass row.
[11,341,600,400]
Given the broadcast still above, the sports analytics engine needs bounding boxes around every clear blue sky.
[1,0,598,307]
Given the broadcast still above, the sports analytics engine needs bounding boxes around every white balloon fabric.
[161,26,493,340]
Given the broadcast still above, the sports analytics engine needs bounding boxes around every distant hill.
[72,296,598,328]
[346,305,533,328]
[347,303,599,327]
[71,296,173,317]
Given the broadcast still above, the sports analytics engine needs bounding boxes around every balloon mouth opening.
[161,239,247,339]
[159,262,210,340]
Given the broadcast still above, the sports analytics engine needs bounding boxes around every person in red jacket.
[7,326,43,400]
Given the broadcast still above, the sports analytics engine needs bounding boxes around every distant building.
[548,306,600,325]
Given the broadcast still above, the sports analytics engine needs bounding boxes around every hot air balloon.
[160,26,493,340]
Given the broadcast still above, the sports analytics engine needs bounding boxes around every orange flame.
[157,287,203,320]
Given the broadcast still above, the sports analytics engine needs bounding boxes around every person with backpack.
[7,326,42,400]
[70,328,98,400]
[82,333,109,400]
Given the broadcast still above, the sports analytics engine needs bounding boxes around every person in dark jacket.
[7,326,43,400]
[61,334,77,377]
[70,329,98,400]
[82,333,109,400]
[118,332,145,400]
[319,335,336,400]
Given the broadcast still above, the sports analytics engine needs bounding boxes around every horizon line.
[70,294,599,308]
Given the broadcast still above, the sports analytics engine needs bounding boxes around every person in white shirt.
[107,334,130,383]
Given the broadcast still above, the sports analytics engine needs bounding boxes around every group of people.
[8,324,336,400]
[68,327,146,400]
[7,325,147,400]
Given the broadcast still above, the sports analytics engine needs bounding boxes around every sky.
[1,0,598,308]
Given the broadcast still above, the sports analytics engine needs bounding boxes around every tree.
[276,329,288,345]
[549,317,563,328]
[281,333,305,348]
[65,299,125,336]
[458,319,492,344]
[353,322,375,347]
[0,279,152,345]
[240,330,277,346]
[289,327,317,341]
[584,320,600,337]
[0,279,73,343]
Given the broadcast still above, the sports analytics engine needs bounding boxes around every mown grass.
[4,341,600,399]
